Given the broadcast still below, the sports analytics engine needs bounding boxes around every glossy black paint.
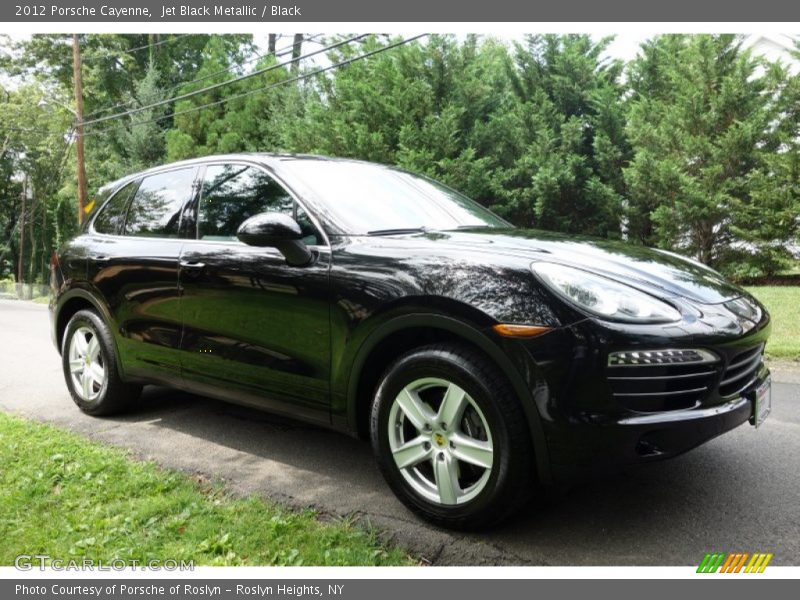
[51,153,771,486]
[236,212,315,267]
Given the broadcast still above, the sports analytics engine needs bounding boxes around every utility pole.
[72,34,88,224]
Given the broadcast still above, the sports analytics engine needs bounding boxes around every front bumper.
[499,306,772,484]
[545,365,767,482]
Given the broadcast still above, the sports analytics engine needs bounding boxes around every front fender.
[341,311,553,485]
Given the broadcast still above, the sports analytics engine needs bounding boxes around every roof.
[96,152,370,194]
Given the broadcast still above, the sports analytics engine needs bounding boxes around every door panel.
[88,167,198,382]
[178,163,331,422]
[90,236,185,382]
[179,245,331,414]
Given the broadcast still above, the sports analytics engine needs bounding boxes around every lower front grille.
[719,345,764,397]
[607,349,720,412]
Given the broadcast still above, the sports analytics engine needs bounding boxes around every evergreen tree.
[624,35,797,275]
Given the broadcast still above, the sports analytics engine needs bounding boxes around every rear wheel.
[62,309,141,415]
[370,343,535,529]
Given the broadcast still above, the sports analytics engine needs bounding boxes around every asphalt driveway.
[1,299,798,565]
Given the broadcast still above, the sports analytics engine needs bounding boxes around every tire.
[61,309,142,416]
[370,343,535,530]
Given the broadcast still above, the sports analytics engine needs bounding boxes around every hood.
[415,228,744,305]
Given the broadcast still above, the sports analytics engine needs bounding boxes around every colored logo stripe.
[697,552,773,573]
[745,553,773,573]
[721,553,749,573]
[697,553,726,573]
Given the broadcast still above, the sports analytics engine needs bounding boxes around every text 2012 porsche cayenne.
[50,154,772,529]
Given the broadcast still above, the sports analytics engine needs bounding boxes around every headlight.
[531,262,682,323]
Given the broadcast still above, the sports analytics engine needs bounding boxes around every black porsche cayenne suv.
[50,154,772,529]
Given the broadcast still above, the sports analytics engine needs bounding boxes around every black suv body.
[50,154,772,528]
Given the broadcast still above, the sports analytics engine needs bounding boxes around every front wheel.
[370,344,535,530]
[62,309,141,415]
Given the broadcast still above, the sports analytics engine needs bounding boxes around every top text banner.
[3,0,800,22]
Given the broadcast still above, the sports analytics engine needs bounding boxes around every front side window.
[124,168,196,238]
[198,164,323,245]
[93,180,138,235]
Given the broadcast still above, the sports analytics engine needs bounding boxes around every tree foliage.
[625,35,799,275]
[1,33,798,286]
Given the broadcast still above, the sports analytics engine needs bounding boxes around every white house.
[742,34,799,74]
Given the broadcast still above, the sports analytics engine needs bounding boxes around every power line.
[118,34,191,55]
[80,34,191,64]
[82,35,427,138]
[83,34,325,119]
[79,34,367,128]
[181,34,325,92]
[4,34,336,135]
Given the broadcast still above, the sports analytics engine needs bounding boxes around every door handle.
[90,255,110,262]
[179,260,206,270]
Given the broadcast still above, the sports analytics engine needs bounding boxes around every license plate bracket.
[750,377,772,428]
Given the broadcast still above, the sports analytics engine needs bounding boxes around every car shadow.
[100,385,787,565]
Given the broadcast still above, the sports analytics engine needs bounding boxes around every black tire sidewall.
[371,347,520,525]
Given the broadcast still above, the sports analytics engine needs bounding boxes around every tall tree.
[0,84,72,287]
[117,63,168,170]
[624,34,797,274]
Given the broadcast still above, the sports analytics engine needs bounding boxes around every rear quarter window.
[92,181,139,235]
[124,168,197,238]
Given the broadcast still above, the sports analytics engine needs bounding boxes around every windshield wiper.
[367,227,429,236]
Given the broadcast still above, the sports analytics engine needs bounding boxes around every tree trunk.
[41,190,48,285]
[147,33,162,64]
[268,34,277,55]
[17,177,26,294]
[27,195,36,295]
[291,34,303,73]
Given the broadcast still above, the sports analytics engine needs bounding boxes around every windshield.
[279,160,509,234]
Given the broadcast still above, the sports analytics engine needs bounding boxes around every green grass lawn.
[746,286,800,360]
[0,412,412,566]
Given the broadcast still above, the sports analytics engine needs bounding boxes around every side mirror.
[236,212,313,267]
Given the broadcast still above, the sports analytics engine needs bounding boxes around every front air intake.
[606,349,721,412]
[719,345,764,397]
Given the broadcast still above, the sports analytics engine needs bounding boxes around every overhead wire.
[79,34,191,64]
[80,35,427,138]
[83,33,325,119]
[79,34,368,128]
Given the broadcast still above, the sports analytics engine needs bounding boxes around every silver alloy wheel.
[67,326,106,402]
[388,377,494,505]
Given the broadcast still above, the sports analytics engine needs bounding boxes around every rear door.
[88,166,199,383]
[177,162,332,424]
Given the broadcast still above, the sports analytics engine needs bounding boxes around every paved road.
[1,299,798,565]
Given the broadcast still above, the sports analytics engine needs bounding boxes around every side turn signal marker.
[492,324,552,338]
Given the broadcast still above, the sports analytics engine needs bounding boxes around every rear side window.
[93,181,138,235]
[124,168,196,238]
[198,164,323,244]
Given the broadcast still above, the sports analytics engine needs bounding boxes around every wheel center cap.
[432,431,447,448]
